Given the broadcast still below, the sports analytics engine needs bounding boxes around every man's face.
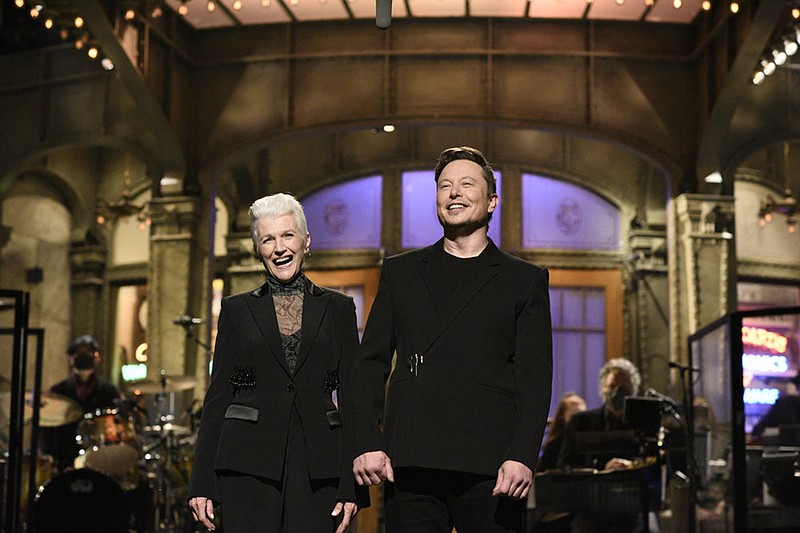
[70,344,100,383]
[436,159,498,234]
[601,369,632,413]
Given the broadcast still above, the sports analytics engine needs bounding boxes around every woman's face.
[563,395,586,423]
[255,214,310,283]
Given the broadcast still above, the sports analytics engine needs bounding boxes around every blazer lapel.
[417,239,501,354]
[294,280,330,373]
[244,284,292,375]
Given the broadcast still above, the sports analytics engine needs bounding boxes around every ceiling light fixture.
[233,0,242,9]
[14,0,24,8]
[730,1,739,13]
[95,156,150,229]
[673,0,682,9]
[261,0,270,6]
[74,15,84,28]
[207,0,216,11]
[702,0,711,10]
[178,2,189,15]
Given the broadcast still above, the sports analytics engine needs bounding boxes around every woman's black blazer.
[188,278,365,504]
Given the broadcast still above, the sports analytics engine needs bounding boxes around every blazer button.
[286,383,295,392]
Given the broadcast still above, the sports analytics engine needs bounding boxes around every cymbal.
[33,391,84,427]
[129,375,198,394]
[143,423,192,437]
[1,391,83,427]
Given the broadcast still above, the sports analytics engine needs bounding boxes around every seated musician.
[40,335,121,472]
[556,358,644,533]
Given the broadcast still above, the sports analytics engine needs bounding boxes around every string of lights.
[752,3,800,85]
[11,0,115,70]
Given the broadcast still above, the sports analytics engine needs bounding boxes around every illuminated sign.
[743,387,780,405]
[121,363,148,382]
[742,353,790,374]
[741,326,788,354]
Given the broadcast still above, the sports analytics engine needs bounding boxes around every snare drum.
[78,408,139,475]
[33,468,130,533]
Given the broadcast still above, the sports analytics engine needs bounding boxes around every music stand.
[624,397,662,443]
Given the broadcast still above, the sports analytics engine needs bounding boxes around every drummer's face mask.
[71,349,98,382]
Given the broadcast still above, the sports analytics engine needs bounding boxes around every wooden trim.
[549,269,624,361]
[305,267,382,321]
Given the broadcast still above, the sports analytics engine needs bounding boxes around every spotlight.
[207,0,215,11]
[753,71,766,85]
[74,15,84,28]
[29,6,40,18]
[100,57,115,71]
[761,58,776,76]
[87,45,99,59]
[773,48,788,66]
[233,0,242,9]
[793,7,800,19]
[261,0,270,6]
[178,2,188,15]
[14,0,24,8]
[44,17,53,29]
[730,1,739,13]
[784,37,799,57]
[124,8,136,20]
[702,0,711,10]
[673,0,682,8]
[151,5,162,17]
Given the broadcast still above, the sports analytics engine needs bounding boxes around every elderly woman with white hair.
[189,193,367,532]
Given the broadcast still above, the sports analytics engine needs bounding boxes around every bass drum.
[33,468,130,533]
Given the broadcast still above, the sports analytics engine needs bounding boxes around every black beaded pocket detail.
[229,365,256,392]
[324,370,340,394]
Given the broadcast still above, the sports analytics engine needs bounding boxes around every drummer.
[40,335,122,472]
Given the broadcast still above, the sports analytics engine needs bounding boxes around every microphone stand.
[674,362,699,533]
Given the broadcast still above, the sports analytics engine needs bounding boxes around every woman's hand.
[189,496,216,531]
[331,501,359,533]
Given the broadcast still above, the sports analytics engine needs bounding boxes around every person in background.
[529,392,586,532]
[538,392,586,473]
[41,335,121,472]
[557,358,644,533]
[751,372,800,439]
[351,146,553,533]
[188,193,367,533]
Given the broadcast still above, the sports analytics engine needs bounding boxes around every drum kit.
[2,374,202,533]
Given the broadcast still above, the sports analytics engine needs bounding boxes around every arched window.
[522,174,619,250]
[302,175,383,249]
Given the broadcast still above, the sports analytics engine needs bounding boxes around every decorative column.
[224,207,264,296]
[146,194,205,383]
[625,228,670,393]
[69,242,107,343]
[669,194,737,365]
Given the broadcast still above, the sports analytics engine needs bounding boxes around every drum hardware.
[129,373,198,395]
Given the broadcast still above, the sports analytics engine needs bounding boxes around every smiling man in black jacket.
[351,146,553,533]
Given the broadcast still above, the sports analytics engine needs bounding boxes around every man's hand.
[353,450,394,486]
[492,460,532,500]
[189,496,215,531]
[331,501,359,533]
[603,457,632,471]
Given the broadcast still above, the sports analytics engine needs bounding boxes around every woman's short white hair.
[598,358,641,398]
[249,193,308,252]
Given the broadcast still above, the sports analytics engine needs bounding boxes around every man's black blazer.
[189,277,365,504]
[351,239,553,476]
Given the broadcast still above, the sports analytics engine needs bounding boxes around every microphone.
[668,361,699,372]
[376,0,392,29]
[173,314,202,327]
[646,387,683,419]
